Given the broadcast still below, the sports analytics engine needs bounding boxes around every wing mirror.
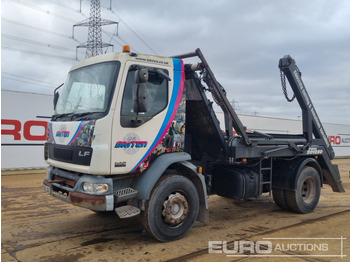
[133,68,149,113]
[53,83,63,110]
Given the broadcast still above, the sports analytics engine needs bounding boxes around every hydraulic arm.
[279,55,344,192]
[173,48,251,146]
[279,55,334,159]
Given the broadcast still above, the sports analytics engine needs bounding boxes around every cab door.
[111,58,184,174]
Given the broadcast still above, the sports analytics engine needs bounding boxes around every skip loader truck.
[43,46,344,242]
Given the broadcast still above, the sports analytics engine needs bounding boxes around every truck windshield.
[54,61,120,120]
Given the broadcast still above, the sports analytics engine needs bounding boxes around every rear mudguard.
[272,157,323,191]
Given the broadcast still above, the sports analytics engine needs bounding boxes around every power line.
[50,0,84,14]
[4,1,159,62]
[101,27,142,53]
[2,72,58,87]
[5,1,158,56]
[102,29,123,46]
[2,46,76,61]
[76,1,139,54]
[104,22,120,53]
[2,18,80,43]
[9,0,79,23]
[2,76,55,89]
[109,3,161,55]
[2,34,84,54]
[107,6,158,55]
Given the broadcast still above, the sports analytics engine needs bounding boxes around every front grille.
[48,144,92,166]
[54,147,73,161]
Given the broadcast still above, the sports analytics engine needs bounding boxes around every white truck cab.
[46,48,184,175]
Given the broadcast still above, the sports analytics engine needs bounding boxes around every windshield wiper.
[51,113,74,121]
[51,112,103,121]
[71,111,103,120]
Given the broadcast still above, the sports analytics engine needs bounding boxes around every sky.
[1,0,350,125]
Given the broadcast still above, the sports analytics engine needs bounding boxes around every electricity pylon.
[73,0,118,59]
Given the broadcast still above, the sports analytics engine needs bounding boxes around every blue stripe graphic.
[130,58,183,171]
[68,121,84,145]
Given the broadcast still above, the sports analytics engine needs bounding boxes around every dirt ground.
[2,159,350,262]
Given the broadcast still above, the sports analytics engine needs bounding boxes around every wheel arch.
[273,157,323,191]
[132,152,209,223]
[302,158,323,185]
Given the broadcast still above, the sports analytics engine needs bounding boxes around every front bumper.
[43,167,114,212]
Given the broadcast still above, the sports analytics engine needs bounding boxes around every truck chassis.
[44,48,344,242]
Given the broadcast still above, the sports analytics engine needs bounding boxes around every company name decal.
[56,131,70,137]
[115,133,148,155]
[115,141,148,148]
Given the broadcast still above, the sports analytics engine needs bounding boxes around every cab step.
[114,187,138,203]
[115,205,140,219]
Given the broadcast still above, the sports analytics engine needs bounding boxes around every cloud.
[1,0,349,124]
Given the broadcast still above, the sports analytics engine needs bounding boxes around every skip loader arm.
[279,55,344,192]
[173,48,251,146]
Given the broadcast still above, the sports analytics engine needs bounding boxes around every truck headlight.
[82,182,109,194]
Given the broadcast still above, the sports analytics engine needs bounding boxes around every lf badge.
[79,151,90,157]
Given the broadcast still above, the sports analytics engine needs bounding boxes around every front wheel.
[286,166,321,214]
[141,175,199,242]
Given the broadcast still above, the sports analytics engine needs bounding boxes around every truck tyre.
[272,189,290,211]
[285,166,321,214]
[141,175,199,242]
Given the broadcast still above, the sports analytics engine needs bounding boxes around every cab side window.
[121,65,169,127]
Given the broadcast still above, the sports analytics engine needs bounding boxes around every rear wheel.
[141,175,199,242]
[272,188,290,211]
[286,166,321,214]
